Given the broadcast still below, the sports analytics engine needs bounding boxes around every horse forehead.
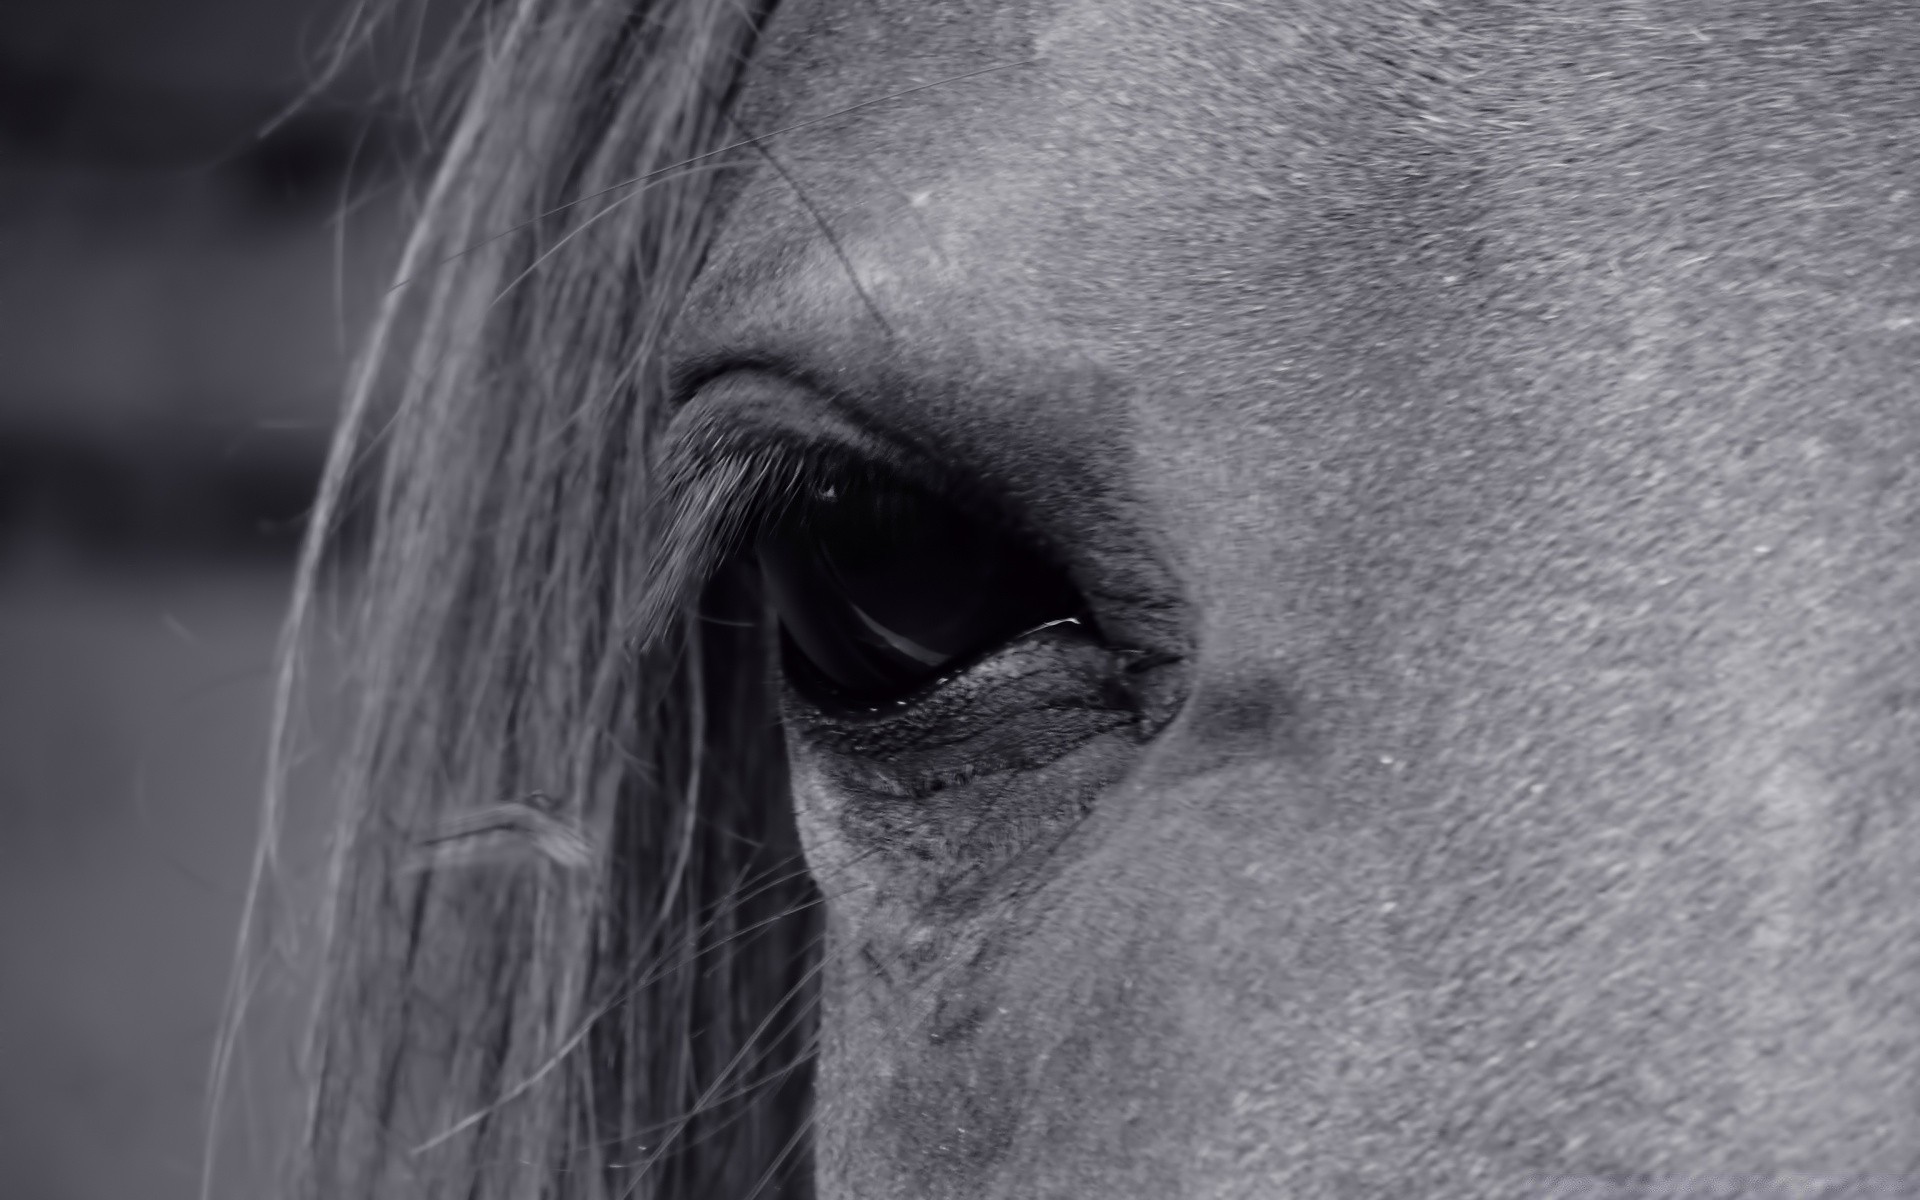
[713,0,1920,381]
[744,0,1357,137]
[696,0,1462,436]
[725,0,1448,253]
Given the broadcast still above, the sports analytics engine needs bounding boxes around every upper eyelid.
[662,372,903,483]
[633,369,1092,654]
[629,373,904,649]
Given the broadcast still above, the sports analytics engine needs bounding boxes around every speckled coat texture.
[674,2,1920,1196]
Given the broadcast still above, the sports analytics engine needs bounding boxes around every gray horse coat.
[664,1,1920,1195]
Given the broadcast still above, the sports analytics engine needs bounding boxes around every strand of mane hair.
[207,1,820,1197]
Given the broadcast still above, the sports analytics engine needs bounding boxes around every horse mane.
[212,2,818,1197]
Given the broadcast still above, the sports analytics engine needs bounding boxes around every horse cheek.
[786,749,1026,1196]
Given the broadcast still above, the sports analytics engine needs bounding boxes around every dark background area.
[0,2,426,1195]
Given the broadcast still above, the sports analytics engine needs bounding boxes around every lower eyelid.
[790,701,1146,906]
[781,627,1139,759]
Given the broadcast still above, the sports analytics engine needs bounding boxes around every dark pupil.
[757,477,1082,705]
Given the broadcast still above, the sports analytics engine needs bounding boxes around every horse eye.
[757,475,1086,707]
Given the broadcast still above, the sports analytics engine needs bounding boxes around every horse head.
[269,3,1920,1197]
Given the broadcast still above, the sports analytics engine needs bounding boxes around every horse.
[220,0,1920,1196]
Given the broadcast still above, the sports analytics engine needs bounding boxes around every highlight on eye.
[756,470,1088,708]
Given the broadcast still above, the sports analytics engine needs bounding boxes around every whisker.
[737,124,897,337]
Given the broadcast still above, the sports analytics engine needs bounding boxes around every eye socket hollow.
[757,472,1087,707]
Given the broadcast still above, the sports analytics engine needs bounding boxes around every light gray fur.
[675,2,1920,1195]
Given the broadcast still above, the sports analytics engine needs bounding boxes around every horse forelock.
[231,1,835,1199]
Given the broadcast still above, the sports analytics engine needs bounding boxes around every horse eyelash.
[628,435,837,651]
[629,412,1063,654]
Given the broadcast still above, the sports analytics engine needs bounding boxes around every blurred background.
[0,1,428,1195]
